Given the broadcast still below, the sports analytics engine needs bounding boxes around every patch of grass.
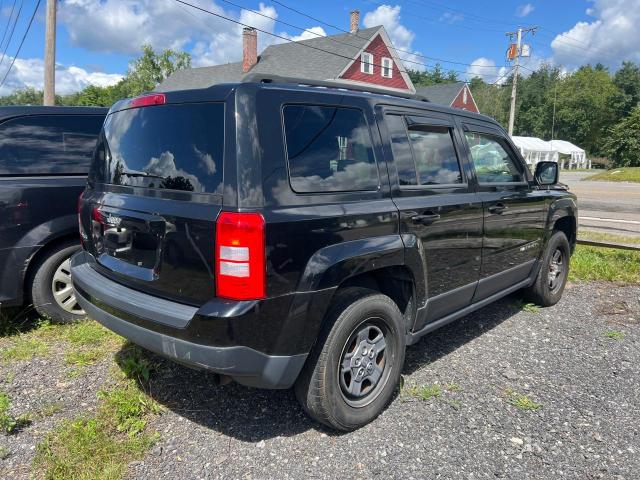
[570,245,640,284]
[33,380,160,479]
[117,346,155,383]
[38,402,63,418]
[584,167,640,183]
[0,320,122,364]
[444,383,461,392]
[0,391,31,434]
[505,389,543,411]
[522,302,540,313]
[404,383,442,401]
[0,445,9,459]
[579,230,640,246]
[604,330,625,340]
[0,337,48,362]
[65,349,102,367]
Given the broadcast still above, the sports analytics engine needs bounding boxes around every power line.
[270,0,501,68]
[0,0,42,88]
[0,0,17,62]
[0,0,23,69]
[173,0,502,79]
[386,0,626,65]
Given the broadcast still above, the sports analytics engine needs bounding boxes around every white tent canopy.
[509,136,590,169]
[548,140,589,169]
[511,136,559,166]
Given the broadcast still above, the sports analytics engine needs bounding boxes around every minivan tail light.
[78,192,85,246]
[215,212,265,300]
[130,93,166,109]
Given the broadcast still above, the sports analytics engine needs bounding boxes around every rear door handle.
[488,203,508,214]
[411,213,441,225]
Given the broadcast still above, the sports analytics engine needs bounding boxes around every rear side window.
[0,115,104,175]
[91,103,224,193]
[464,132,523,183]
[283,105,378,193]
[407,125,462,185]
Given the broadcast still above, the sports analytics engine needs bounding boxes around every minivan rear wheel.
[30,241,85,324]
[295,287,405,431]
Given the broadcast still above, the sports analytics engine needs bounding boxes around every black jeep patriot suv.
[71,78,577,430]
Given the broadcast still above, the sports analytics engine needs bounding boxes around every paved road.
[3,282,640,479]
[559,171,640,238]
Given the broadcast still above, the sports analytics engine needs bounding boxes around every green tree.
[603,106,640,167]
[408,64,459,87]
[613,61,640,118]
[0,87,44,105]
[553,65,618,155]
[121,44,191,97]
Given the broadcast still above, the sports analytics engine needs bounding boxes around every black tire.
[30,240,85,324]
[523,230,571,307]
[295,287,406,431]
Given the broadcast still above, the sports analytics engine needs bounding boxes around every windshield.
[89,103,224,193]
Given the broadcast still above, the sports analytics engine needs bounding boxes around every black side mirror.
[534,161,559,186]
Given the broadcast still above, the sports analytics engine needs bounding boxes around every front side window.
[361,52,374,74]
[283,105,378,193]
[464,132,523,183]
[408,125,462,185]
[0,115,104,175]
[381,57,393,78]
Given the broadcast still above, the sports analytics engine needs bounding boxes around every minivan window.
[408,125,462,185]
[0,115,104,175]
[91,103,224,193]
[464,132,523,183]
[283,105,378,193]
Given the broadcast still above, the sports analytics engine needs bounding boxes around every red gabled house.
[158,11,416,94]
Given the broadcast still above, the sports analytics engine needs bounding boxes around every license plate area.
[92,207,166,277]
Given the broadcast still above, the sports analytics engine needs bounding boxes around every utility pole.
[44,0,56,106]
[506,26,537,135]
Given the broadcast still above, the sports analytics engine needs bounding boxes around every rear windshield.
[90,103,224,193]
[0,114,104,175]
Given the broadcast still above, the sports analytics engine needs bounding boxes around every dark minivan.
[0,106,107,323]
[72,79,576,430]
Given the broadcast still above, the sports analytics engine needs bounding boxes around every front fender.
[544,196,578,246]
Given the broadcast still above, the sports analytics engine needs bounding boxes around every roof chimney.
[349,10,360,33]
[242,27,258,73]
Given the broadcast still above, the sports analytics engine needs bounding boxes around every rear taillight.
[130,93,166,109]
[215,212,265,300]
[78,192,85,246]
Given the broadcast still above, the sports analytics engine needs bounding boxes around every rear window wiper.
[121,170,164,179]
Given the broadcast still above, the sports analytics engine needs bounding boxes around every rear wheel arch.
[24,234,80,300]
[335,266,416,334]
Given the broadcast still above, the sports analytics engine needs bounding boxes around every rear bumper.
[71,251,307,389]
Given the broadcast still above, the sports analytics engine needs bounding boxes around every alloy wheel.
[51,258,84,315]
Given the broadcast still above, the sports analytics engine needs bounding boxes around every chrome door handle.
[488,203,508,214]
[411,213,441,225]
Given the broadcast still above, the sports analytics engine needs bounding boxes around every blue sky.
[2,0,638,95]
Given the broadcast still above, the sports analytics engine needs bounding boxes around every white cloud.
[466,57,509,84]
[551,0,640,68]
[363,4,425,70]
[516,3,535,18]
[287,26,327,42]
[0,57,122,96]
[439,12,464,24]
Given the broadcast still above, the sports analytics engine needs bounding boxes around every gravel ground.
[2,281,640,479]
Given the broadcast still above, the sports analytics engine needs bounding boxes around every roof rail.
[241,73,429,102]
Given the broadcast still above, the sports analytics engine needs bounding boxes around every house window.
[361,52,373,74]
[381,57,393,78]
